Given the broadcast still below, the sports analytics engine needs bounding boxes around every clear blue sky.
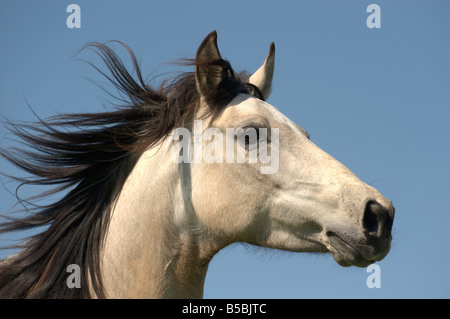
[1,1,449,298]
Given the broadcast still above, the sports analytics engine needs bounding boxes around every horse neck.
[99,137,219,298]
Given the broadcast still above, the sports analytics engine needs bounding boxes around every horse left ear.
[249,42,275,100]
[195,31,224,98]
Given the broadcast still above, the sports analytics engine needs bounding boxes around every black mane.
[0,41,259,298]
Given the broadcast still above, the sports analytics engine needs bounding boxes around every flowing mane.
[0,41,259,298]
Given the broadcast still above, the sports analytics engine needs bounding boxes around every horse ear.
[249,42,275,100]
[195,31,224,98]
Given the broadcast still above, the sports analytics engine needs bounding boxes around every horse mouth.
[325,232,377,267]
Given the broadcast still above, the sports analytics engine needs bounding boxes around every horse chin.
[326,233,376,268]
[329,250,373,268]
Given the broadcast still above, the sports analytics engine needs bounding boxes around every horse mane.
[0,41,259,298]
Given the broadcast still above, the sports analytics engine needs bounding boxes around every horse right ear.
[195,31,225,99]
[249,42,275,100]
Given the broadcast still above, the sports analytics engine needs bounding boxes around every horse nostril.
[363,201,380,234]
[362,200,393,236]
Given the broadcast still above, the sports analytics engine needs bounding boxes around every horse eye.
[242,127,260,145]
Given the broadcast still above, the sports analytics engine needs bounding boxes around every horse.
[0,31,394,298]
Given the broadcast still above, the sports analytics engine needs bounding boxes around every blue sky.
[1,1,449,298]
